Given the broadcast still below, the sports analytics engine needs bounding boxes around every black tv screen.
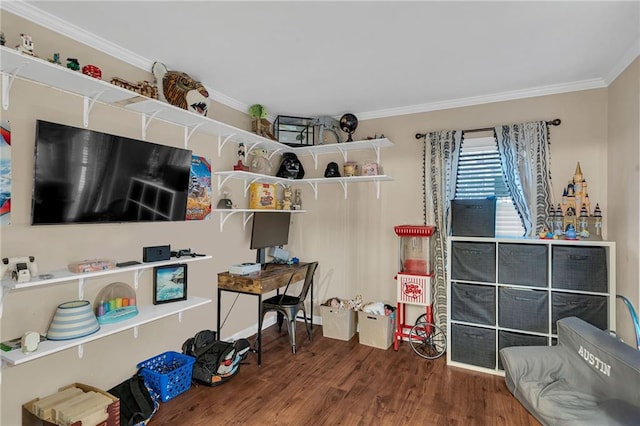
[31,120,193,225]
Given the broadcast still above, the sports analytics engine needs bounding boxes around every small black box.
[451,198,496,237]
[143,245,171,262]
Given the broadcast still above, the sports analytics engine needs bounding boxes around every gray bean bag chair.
[499,316,640,425]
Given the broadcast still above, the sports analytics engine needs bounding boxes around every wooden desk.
[217,263,311,365]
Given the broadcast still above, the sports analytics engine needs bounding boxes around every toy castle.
[548,162,602,238]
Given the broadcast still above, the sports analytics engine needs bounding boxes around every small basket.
[137,351,195,402]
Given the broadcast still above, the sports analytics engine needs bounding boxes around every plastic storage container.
[137,351,195,402]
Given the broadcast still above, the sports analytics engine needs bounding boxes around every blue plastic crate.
[137,351,195,402]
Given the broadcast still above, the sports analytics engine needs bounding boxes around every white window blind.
[455,136,525,237]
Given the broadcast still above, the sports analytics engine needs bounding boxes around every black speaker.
[451,198,496,237]
[143,245,171,262]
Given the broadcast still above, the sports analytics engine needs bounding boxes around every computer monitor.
[250,211,291,264]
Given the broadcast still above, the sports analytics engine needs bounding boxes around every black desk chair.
[258,262,318,354]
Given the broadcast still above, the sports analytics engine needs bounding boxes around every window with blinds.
[455,136,525,237]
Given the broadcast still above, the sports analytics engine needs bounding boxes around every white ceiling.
[7,1,640,120]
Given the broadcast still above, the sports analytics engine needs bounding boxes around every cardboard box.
[320,306,357,341]
[23,383,119,426]
[358,311,395,349]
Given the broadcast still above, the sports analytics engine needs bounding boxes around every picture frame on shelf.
[153,264,188,305]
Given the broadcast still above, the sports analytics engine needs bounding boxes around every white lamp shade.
[47,300,100,341]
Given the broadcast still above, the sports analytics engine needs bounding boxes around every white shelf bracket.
[340,181,348,199]
[242,212,255,229]
[375,181,381,199]
[217,174,234,193]
[141,109,163,140]
[2,63,27,110]
[338,147,348,162]
[303,182,318,200]
[217,134,236,156]
[134,270,144,290]
[133,326,139,339]
[185,123,204,147]
[178,311,183,322]
[78,278,87,300]
[267,147,285,161]
[373,144,381,164]
[0,286,10,318]
[82,91,105,128]
[77,344,84,359]
[309,151,319,169]
[218,210,239,232]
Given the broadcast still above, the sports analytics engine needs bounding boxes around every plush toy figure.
[152,62,210,116]
[249,148,272,175]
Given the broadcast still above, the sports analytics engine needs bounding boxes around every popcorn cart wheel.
[409,314,446,359]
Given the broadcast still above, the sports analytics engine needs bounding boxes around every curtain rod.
[414,118,561,140]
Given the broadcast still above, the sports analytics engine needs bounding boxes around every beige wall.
[1,10,636,425]
[608,57,640,345]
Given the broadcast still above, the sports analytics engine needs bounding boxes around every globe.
[339,113,358,142]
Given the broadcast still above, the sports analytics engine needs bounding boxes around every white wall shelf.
[214,171,393,200]
[0,256,212,369]
[0,47,394,165]
[212,208,306,232]
[1,296,211,366]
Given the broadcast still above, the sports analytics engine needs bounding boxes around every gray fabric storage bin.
[551,292,608,333]
[498,243,548,287]
[498,287,548,333]
[451,282,495,325]
[498,330,548,370]
[451,242,496,283]
[451,323,496,369]
[552,246,608,292]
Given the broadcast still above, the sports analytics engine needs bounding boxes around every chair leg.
[277,311,284,332]
[301,307,312,341]
[288,312,297,354]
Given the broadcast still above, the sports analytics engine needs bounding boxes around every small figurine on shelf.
[249,148,272,175]
[280,186,293,210]
[233,143,249,171]
[16,33,35,56]
[66,58,80,71]
[216,190,233,209]
[48,52,61,65]
[292,188,302,210]
[565,224,578,240]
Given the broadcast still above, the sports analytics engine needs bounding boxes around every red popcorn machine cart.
[394,225,446,359]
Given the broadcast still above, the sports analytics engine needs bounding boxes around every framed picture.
[153,264,187,305]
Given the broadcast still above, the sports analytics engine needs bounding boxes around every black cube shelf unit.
[447,236,616,375]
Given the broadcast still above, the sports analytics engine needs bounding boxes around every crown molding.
[357,79,608,120]
[2,1,152,70]
[2,1,633,122]
[603,39,640,86]
[2,0,247,114]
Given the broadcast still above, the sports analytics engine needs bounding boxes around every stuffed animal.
[152,62,210,116]
[362,302,386,316]
[249,148,272,175]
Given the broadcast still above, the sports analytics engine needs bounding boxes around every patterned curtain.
[495,121,553,237]
[423,130,462,330]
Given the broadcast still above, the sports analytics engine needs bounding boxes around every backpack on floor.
[181,330,251,386]
[108,371,160,426]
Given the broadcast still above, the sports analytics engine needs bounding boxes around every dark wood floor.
[149,324,539,425]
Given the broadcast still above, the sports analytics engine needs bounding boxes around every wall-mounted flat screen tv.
[31,120,192,225]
